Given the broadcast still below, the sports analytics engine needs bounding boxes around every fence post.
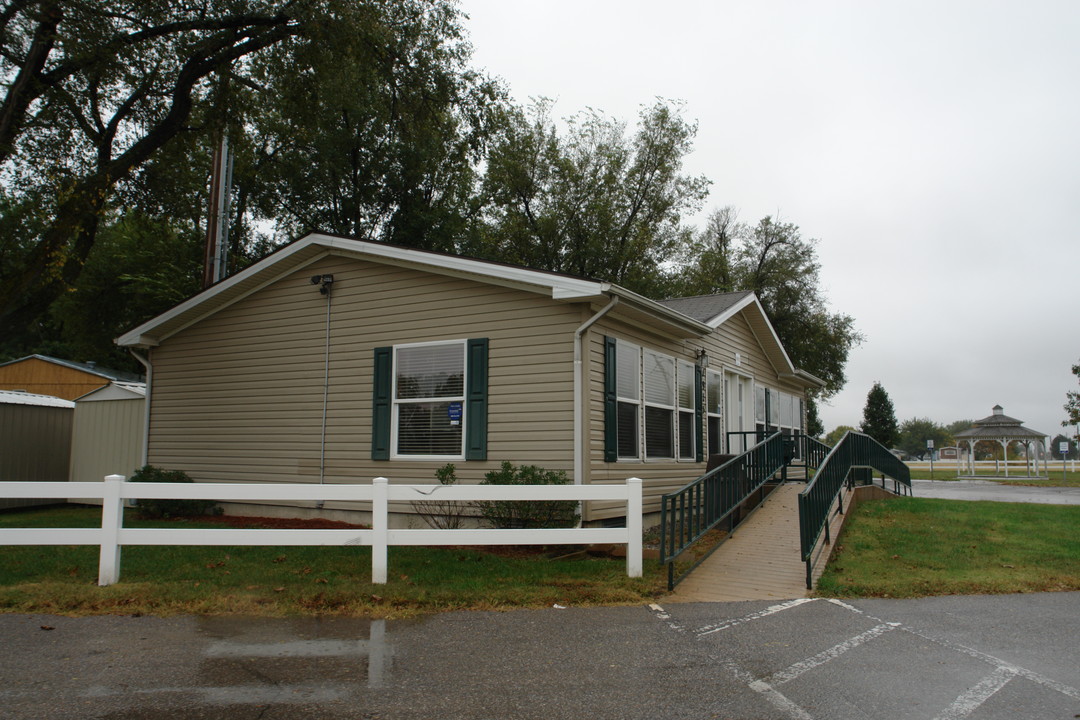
[98,474,125,586]
[626,477,643,578]
[371,477,388,584]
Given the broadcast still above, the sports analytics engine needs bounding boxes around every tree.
[824,424,855,447]
[860,382,899,448]
[0,1,310,333]
[1,0,506,365]
[805,397,824,439]
[241,0,506,251]
[1063,359,1080,433]
[897,417,952,460]
[477,99,710,296]
[673,213,862,399]
[1050,434,1076,460]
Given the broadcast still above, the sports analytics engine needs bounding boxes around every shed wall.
[69,397,146,484]
[0,403,73,509]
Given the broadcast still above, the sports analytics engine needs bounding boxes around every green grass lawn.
[816,496,1080,598]
[906,467,1080,486]
[0,506,666,617]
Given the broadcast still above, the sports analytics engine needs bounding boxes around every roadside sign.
[1060,441,1070,456]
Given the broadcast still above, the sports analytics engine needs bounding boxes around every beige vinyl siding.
[147,256,582,513]
[584,316,706,520]
[69,397,145,484]
[583,307,808,521]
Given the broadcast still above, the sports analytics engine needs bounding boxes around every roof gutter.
[780,368,827,389]
[574,296,620,486]
[128,349,152,468]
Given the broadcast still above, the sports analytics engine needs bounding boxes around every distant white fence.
[0,476,643,586]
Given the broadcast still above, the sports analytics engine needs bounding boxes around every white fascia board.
[116,234,326,347]
[116,233,610,347]
[703,293,758,328]
[710,294,797,375]
[316,234,609,300]
[780,368,826,389]
[608,286,711,336]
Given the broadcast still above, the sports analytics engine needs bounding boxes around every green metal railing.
[798,431,911,587]
[794,434,831,472]
[660,432,785,590]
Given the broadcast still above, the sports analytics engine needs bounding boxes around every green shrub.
[130,465,221,519]
[476,461,579,529]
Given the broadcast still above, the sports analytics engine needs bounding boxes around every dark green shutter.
[465,338,488,460]
[695,364,704,462]
[603,336,617,462]
[371,346,392,460]
[764,387,772,435]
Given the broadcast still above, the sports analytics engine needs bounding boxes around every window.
[615,341,640,459]
[643,350,675,459]
[706,370,722,456]
[750,385,804,456]
[605,337,700,462]
[394,341,464,457]
[678,360,696,460]
[372,339,487,461]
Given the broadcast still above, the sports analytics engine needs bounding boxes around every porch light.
[697,348,709,368]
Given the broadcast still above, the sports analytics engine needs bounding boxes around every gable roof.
[114,233,822,388]
[0,354,142,383]
[655,291,753,324]
[0,389,76,408]
[116,233,709,348]
[657,292,823,388]
[75,381,147,402]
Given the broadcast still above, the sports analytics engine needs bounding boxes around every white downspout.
[129,349,152,468]
[573,296,619,485]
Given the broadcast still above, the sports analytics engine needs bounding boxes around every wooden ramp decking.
[665,482,853,603]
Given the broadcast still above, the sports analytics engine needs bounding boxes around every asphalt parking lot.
[1,591,1077,719]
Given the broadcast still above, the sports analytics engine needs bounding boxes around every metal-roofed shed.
[0,390,74,510]
[69,382,146,487]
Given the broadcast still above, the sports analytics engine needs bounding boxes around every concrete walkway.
[664,477,1080,605]
[665,483,852,603]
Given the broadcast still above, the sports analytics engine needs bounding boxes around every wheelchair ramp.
[666,483,850,603]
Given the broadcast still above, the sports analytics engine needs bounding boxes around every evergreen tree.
[1063,359,1080,432]
[860,382,899,448]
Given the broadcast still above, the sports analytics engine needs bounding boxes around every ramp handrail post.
[98,474,125,586]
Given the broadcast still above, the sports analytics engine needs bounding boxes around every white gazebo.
[953,405,1049,478]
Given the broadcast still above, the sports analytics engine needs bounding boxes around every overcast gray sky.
[460,0,1079,440]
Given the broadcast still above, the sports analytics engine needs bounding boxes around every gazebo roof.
[954,405,1048,440]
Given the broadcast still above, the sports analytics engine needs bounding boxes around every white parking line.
[721,660,816,720]
[694,597,816,637]
[766,622,901,685]
[654,597,1080,720]
[932,666,1017,720]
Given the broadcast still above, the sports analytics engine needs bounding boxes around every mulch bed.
[187,514,369,530]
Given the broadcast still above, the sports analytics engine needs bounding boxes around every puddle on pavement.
[187,616,403,705]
